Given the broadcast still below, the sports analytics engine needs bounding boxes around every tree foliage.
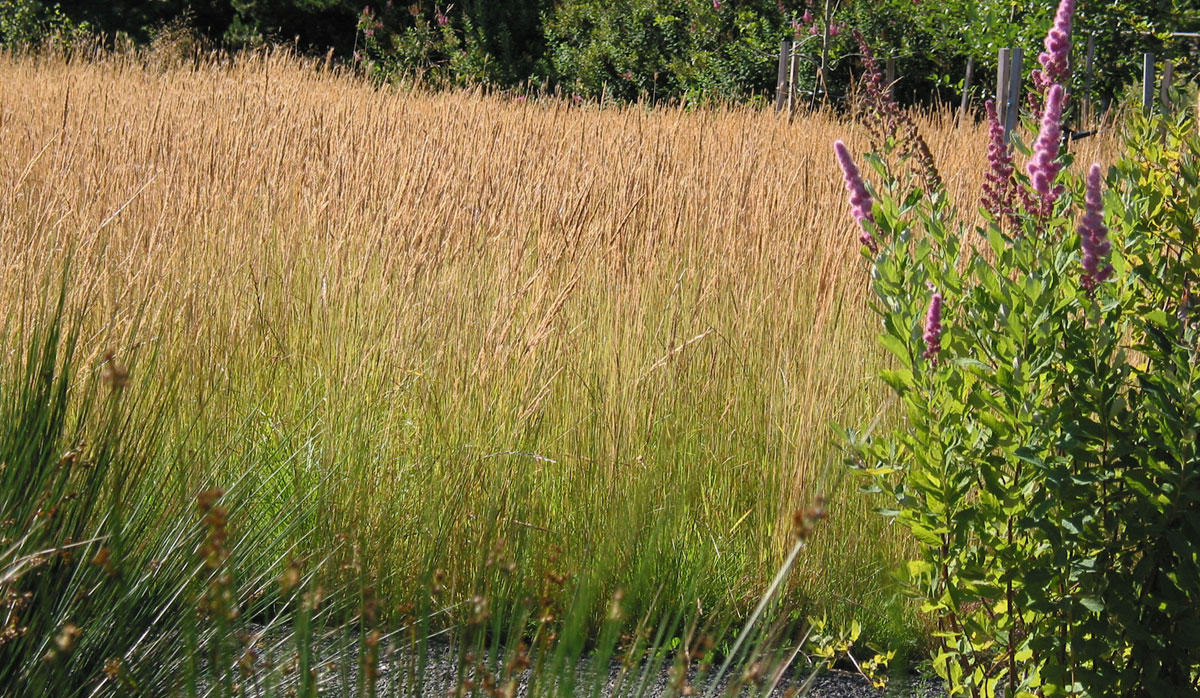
[541,0,786,102]
[1,0,1194,106]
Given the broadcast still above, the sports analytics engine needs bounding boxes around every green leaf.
[879,334,912,366]
[1143,309,1169,327]
[906,560,934,578]
[880,368,915,393]
[909,522,944,547]
[950,357,990,372]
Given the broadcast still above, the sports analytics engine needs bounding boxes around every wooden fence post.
[774,39,790,111]
[1004,48,1023,144]
[957,56,975,125]
[1143,52,1155,117]
[996,47,1010,126]
[1161,61,1174,116]
[1083,34,1095,126]
[787,40,800,117]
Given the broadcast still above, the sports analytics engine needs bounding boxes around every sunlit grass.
[0,45,1118,678]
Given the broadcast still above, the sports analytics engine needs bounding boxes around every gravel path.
[240,630,945,698]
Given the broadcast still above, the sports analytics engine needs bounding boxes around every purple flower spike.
[833,140,878,254]
[1026,84,1066,218]
[982,99,1017,226]
[1030,0,1075,118]
[922,292,943,363]
[1079,163,1113,294]
[1036,0,1075,89]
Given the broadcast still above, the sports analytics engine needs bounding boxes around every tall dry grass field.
[0,49,1116,644]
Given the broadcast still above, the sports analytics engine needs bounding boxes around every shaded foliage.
[0,1,1195,110]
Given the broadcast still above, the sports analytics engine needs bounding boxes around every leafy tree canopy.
[1,0,1196,106]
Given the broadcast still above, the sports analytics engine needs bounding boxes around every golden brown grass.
[0,48,1117,643]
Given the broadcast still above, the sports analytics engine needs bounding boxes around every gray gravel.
[234,628,945,698]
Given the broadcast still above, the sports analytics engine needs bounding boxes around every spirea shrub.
[834,0,1200,695]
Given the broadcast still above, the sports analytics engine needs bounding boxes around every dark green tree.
[54,0,234,42]
[226,0,358,52]
[456,0,551,85]
[541,0,789,102]
[2,0,1197,107]
[846,0,1198,110]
